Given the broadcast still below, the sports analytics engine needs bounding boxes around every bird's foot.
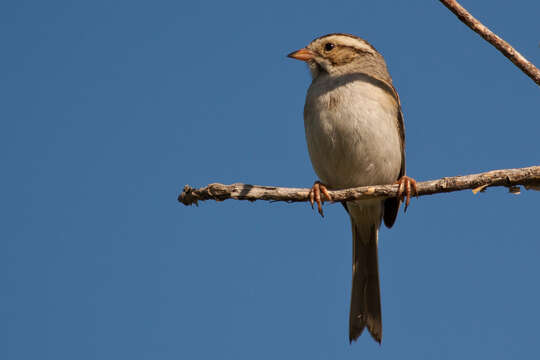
[308,181,332,217]
[395,175,418,212]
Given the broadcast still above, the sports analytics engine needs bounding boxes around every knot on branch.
[178,185,199,206]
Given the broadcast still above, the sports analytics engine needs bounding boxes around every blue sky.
[2,1,539,359]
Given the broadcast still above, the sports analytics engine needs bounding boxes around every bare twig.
[439,0,540,86]
[178,166,540,206]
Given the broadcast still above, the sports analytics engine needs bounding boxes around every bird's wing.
[382,84,405,228]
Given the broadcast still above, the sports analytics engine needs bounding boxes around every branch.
[439,0,540,86]
[178,166,540,206]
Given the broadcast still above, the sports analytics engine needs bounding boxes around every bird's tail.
[349,221,382,343]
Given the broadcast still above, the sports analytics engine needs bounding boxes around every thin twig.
[178,165,540,206]
[439,0,540,86]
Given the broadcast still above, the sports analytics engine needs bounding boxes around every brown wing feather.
[383,85,405,229]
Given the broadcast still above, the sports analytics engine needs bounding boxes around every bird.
[288,33,416,344]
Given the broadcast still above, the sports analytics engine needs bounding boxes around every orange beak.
[287,48,315,61]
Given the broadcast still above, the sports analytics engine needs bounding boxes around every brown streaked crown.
[312,33,379,53]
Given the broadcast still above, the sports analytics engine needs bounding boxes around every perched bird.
[288,33,416,344]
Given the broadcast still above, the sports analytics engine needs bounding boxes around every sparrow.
[288,33,416,344]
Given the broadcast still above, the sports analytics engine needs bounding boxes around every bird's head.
[288,33,391,82]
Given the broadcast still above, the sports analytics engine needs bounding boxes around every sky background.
[2,1,540,359]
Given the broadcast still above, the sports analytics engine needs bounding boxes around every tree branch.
[178,166,540,206]
[179,5,540,207]
[439,0,540,86]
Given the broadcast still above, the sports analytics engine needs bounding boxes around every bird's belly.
[304,82,402,189]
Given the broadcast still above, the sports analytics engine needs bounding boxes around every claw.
[412,179,418,197]
[320,186,332,204]
[396,178,404,199]
[395,175,417,212]
[308,181,331,217]
[314,184,322,216]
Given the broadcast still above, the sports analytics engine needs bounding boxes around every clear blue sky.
[2,1,539,359]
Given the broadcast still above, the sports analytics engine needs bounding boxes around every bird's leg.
[395,175,418,212]
[308,181,332,217]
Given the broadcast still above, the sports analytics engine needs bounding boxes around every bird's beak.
[287,48,315,61]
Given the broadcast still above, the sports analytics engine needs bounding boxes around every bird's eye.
[324,43,335,51]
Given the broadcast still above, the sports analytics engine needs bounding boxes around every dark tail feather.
[349,222,382,343]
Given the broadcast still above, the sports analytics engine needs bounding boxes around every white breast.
[304,73,402,189]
